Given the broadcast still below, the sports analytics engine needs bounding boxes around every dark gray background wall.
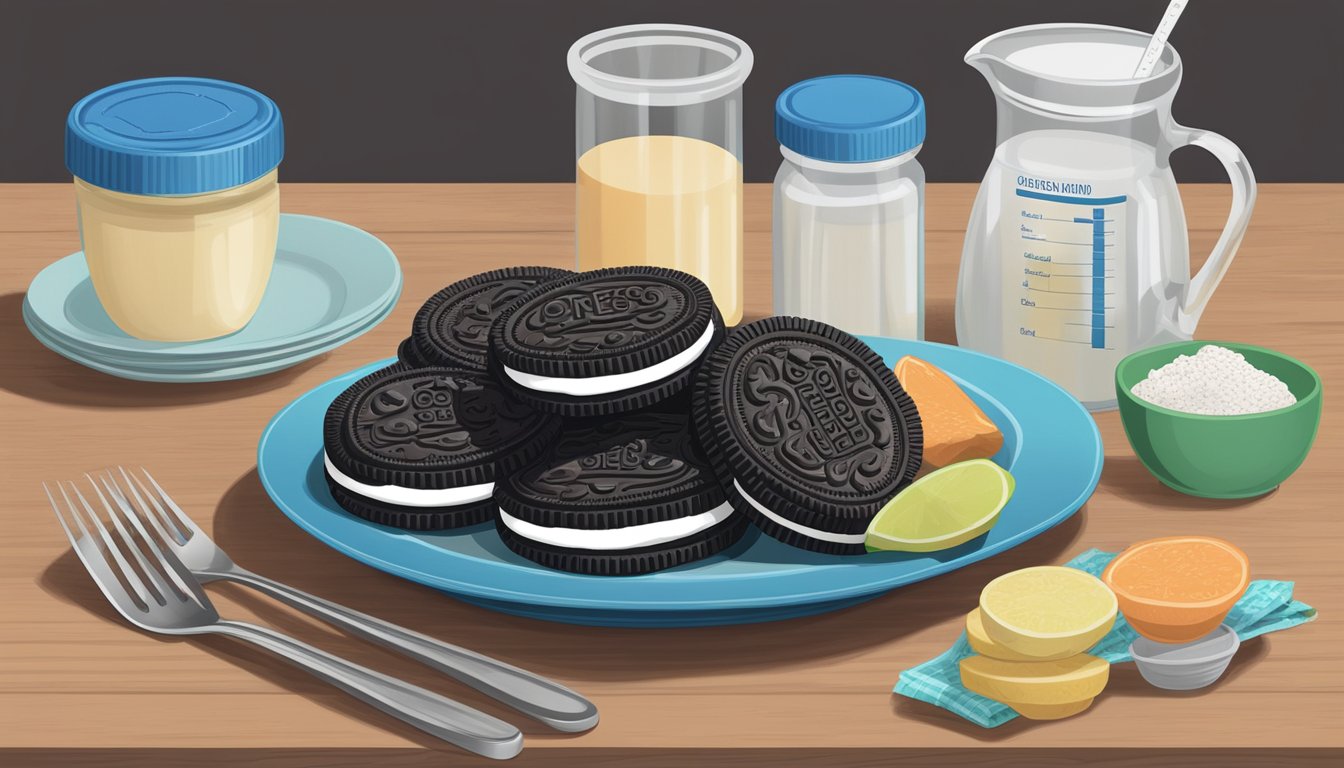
[2,0,1340,183]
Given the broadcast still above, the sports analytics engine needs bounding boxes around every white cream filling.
[503,319,715,397]
[324,452,493,508]
[733,479,867,545]
[498,500,735,551]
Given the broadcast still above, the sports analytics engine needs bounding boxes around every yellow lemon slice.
[966,608,1058,661]
[865,459,1014,553]
[959,654,1110,707]
[979,566,1117,659]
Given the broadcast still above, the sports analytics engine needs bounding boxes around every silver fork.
[48,474,524,760]
[114,466,598,732]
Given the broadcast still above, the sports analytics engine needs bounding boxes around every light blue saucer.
[24,295,396,383]
[258,338,1103,628]
[24,289,396,371]
[23,214,401,371]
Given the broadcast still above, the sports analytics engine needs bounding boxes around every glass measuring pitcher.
[568,24,753,325]
[955,24,1256,410]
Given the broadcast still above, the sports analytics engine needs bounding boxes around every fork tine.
[100,471,210,607]
[50,482,149,614]
[87,475,174,605]
[65,480,158,608]
[117,467,182,549]
[57,483,93,542]
[136,467,199,540]
[46,483,79,545]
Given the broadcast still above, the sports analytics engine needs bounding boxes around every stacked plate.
[23,214,401,383]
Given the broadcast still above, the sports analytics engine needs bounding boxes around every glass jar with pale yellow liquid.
[65,77,284,342]
[568,25,752,325]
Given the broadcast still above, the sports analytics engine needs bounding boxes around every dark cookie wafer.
[498,411,727,529]
[693,317,922,555]
[411,266,573,370]
[489,267,723,416]
[494,410,746,575]
[323,362,559,530]
[396,336,425,367]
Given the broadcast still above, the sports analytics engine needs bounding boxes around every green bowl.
[1115,341,1322,499]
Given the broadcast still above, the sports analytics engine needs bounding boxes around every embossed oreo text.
[515,281,684,353]
[438,279,539,351]
[738,345,895,493]
[357,374,540,461]
[522,414,703,501]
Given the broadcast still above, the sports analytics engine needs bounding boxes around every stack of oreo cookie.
[325,266,746,575]
[323,265,924,575]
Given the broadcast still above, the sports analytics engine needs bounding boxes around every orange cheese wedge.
[894,355,1003,467]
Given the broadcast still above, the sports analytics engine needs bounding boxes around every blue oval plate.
[24,214,401,361]
[258,338,1102,627]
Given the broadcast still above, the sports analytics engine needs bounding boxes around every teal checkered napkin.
[893,548,1317,728]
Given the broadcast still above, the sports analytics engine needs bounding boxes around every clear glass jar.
[772,76,926,339]
[568,24,752,325]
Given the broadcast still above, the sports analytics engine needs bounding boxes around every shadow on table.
[0,292,324,408]
[1097,454,1266,510]
[890,628,1269,742]
[924,296,957,345]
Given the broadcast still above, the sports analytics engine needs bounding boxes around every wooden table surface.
[1,184,1339,767]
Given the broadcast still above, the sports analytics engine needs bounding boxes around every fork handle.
[211,567,598,732]
[210,619,522,760]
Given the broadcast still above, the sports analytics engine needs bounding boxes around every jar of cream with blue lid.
[65,77,284,341]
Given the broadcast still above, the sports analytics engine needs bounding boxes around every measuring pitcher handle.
[1165,123,1257,335]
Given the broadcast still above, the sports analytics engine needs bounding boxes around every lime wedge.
[865,459,1014,553]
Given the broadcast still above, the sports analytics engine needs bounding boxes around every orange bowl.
[1102,536,1250,644]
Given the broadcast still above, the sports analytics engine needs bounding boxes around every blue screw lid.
[775,75,925,163]
[65,77,284,196]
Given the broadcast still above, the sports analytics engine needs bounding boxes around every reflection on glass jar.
[568,24,752,325]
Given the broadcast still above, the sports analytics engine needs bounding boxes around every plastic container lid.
[775,75,925,163]
[65,77,284,196]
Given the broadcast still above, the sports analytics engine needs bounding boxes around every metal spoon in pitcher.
[1133,0,1189,79]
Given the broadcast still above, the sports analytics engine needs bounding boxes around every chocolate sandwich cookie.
[410,266,573,370]
[495,411,747,576]
[324,362,559,530]
[489,267,724,416]
[396,336,424,366]
[693,317,923,555]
